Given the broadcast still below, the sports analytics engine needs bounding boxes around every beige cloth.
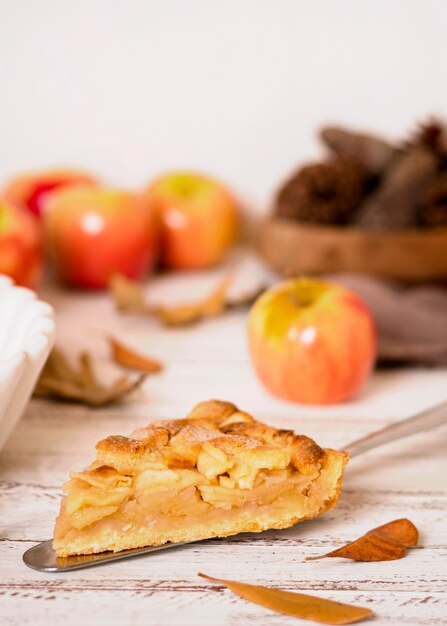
[328,274,447,367]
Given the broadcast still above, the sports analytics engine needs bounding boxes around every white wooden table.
[2,266,447,626]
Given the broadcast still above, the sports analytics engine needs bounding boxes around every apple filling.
[53,401,348,557]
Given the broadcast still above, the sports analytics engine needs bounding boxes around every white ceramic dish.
[0,275,55,452]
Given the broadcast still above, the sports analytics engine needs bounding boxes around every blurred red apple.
[248,278,376,404]
[4,168,97,217]
[145,171,238,269]
[43,186,158,289]
[0,200,43,289]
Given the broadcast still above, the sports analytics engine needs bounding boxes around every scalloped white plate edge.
[0,276,55,452]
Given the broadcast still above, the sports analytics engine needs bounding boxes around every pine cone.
[274,159,365,225]
[405,119,447,167]
[355,147,438,230]
[419,173,447,227]
[320,126,398,176]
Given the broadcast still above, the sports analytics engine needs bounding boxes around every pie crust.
[53,400,349,557]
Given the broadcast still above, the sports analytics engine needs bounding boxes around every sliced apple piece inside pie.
[53,400,348,557]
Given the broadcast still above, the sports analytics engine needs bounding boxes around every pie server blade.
[23,400,447,572]
[23,537,204,572]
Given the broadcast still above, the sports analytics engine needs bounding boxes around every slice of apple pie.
[53,400,348,557]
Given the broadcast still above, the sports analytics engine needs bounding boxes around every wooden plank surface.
[1,268,447,625]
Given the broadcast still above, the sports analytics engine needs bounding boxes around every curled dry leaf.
[109,336,163,374]
[109,273,149,314]
[307,518,419,562]
[34,348,146,407]
[109,272,234,327]
[199,574,373,625]
[151,272,233,326]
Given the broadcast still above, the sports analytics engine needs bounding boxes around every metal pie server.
[23,400,447,572]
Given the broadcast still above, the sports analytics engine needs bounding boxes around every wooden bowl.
[260,218,447,282]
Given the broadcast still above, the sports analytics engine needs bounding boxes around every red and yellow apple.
[0,200,43,289]
[4,168,97,217]
[248,278,376,404]
[43,186,158,289]
[145,171,238,270]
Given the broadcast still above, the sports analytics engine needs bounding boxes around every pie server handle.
[23,400,447,572]
[345,399,447,457]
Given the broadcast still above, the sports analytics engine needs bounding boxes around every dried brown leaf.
[150,272,233,326]
[109,273,149,313]
[370,518,419,547]
[199,574,373,624]
[109,272,234,327]
[109,336,163,374]
[307,518,418,562]
[34,347,146,407]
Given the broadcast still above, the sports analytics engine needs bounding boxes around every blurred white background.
[0,0,445,210]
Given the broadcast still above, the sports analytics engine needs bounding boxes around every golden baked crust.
[53,400,348,557]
